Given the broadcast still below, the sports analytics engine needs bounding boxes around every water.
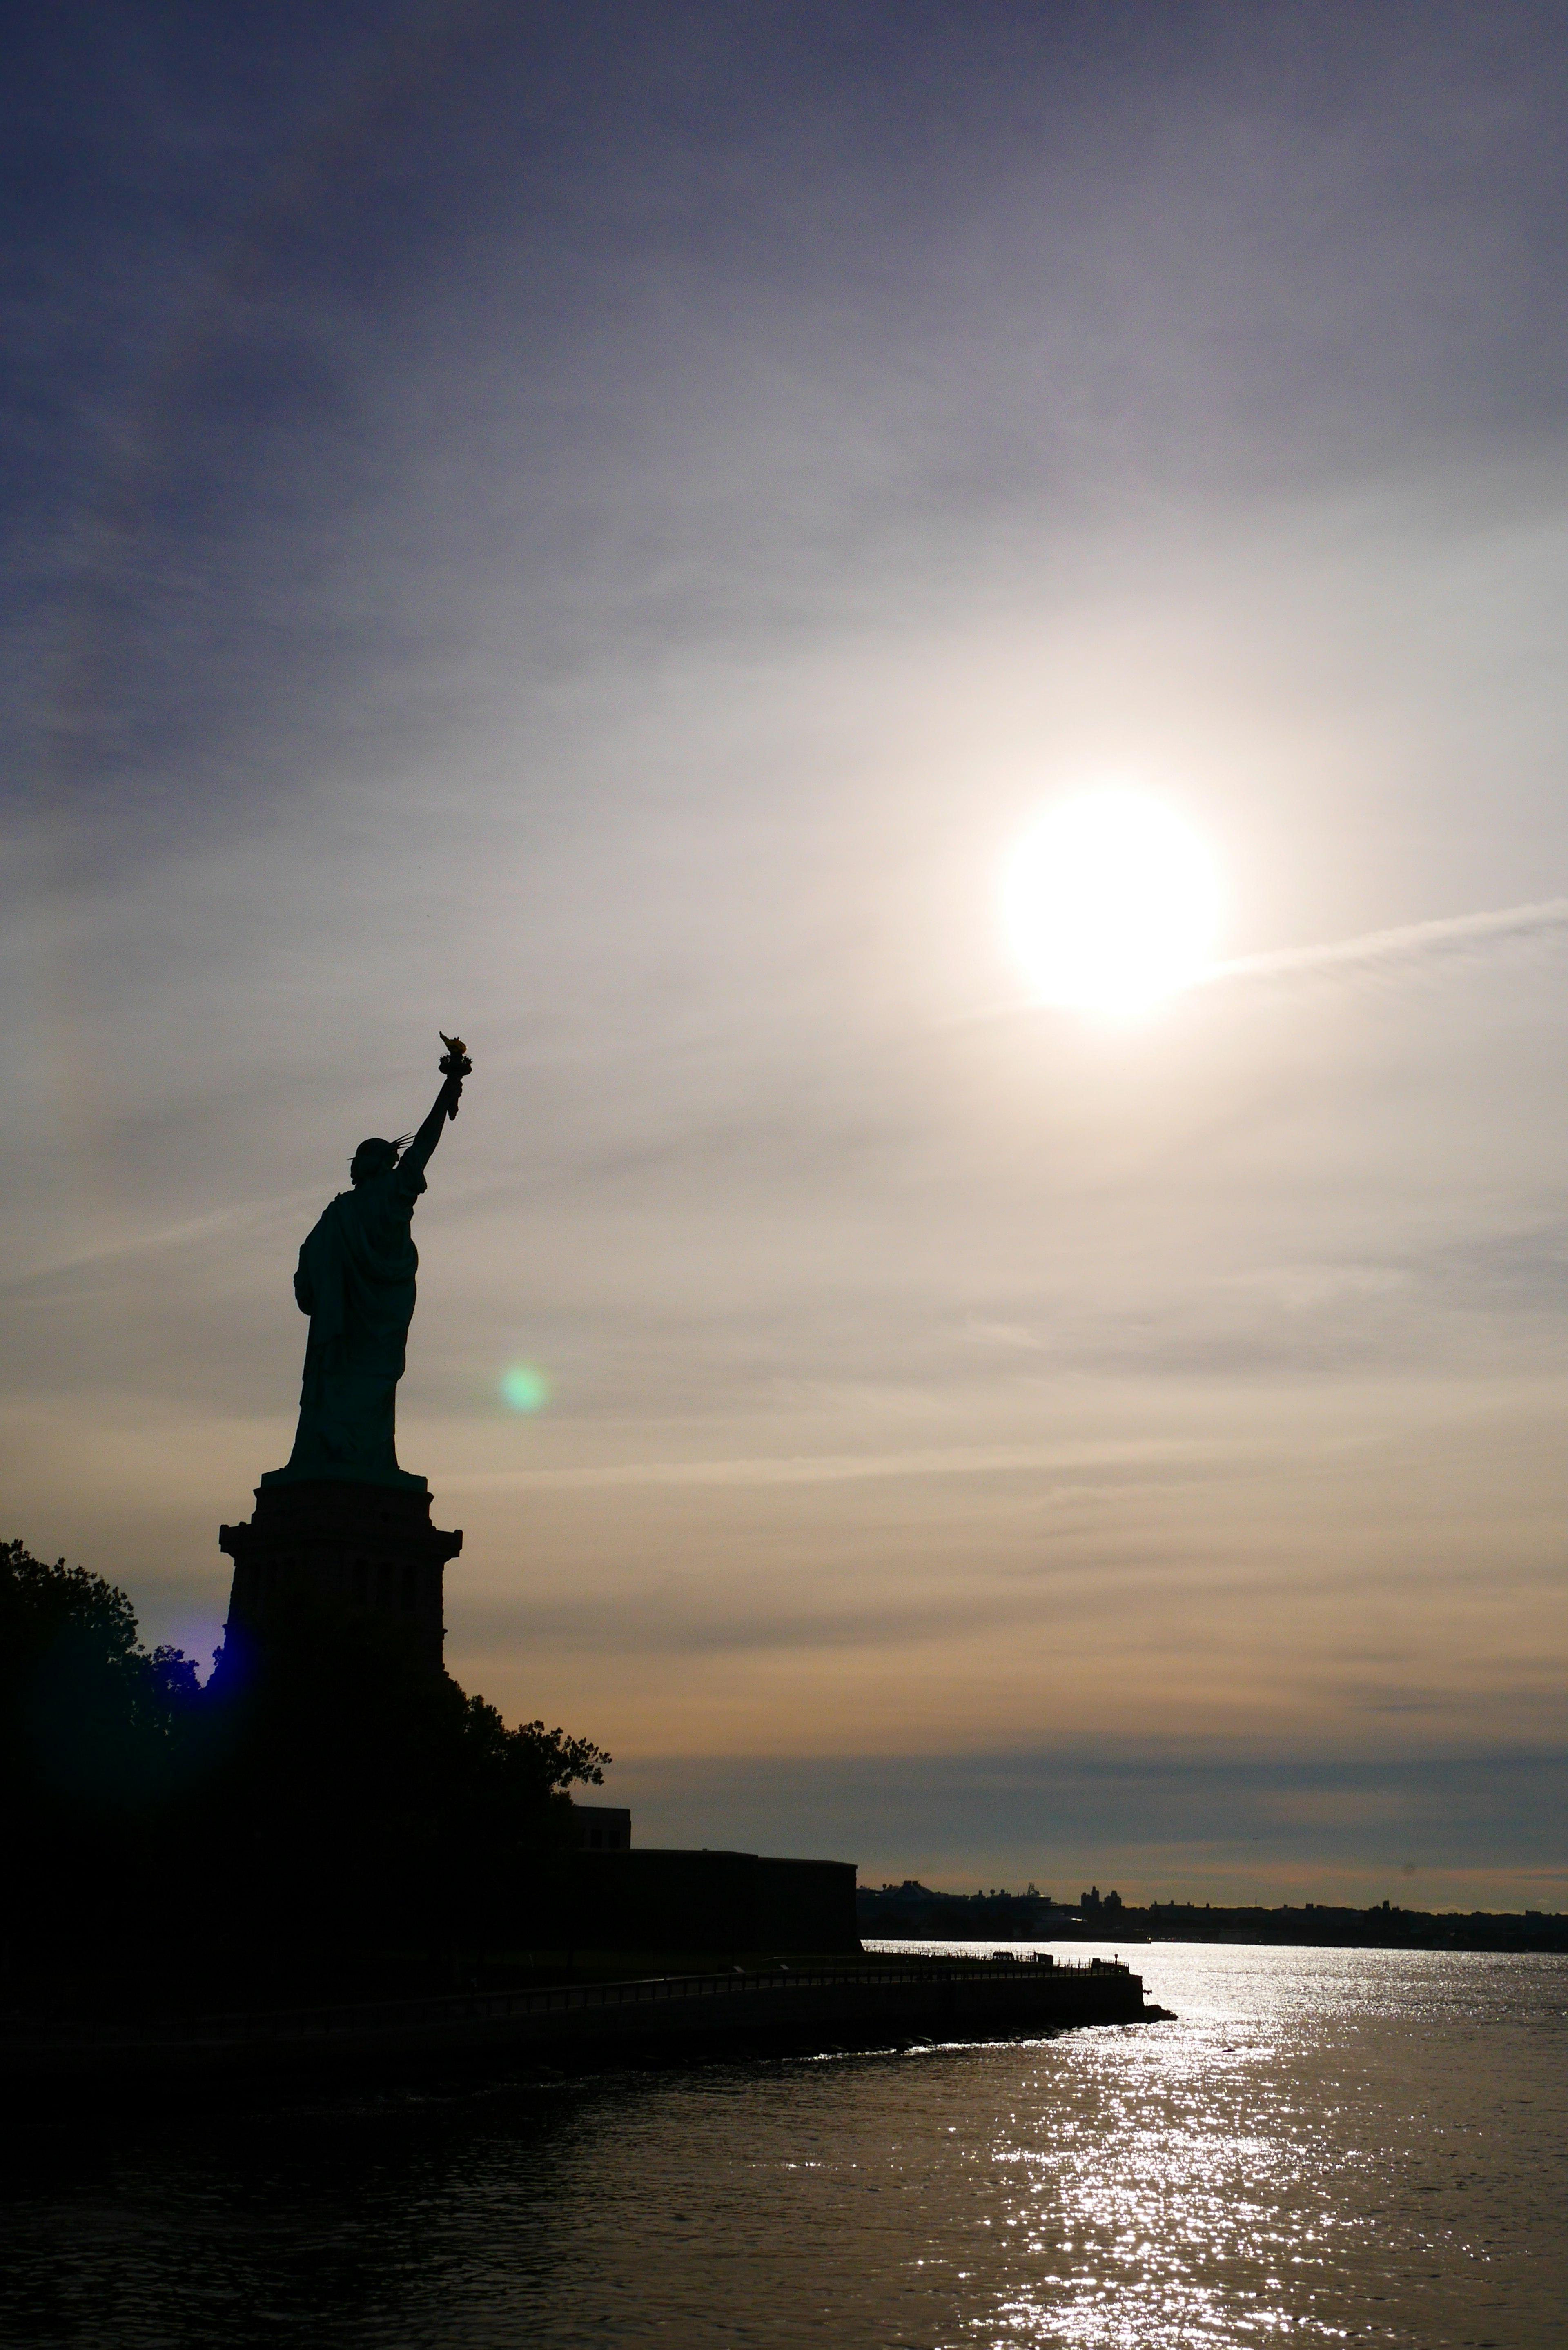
[4,1944,1565,2348]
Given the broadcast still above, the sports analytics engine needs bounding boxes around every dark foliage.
[1,1540,610,2011]
[1,1539,216,1825]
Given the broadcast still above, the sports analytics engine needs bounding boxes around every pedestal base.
[219,1480,462,1674]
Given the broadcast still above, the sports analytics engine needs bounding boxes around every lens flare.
[500,1362,551,1413]
[1004,788,1219,1013]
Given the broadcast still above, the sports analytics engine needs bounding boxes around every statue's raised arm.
[263,1034,474,1493]
[397,1034,472,1187]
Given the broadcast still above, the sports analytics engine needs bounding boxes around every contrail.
[1194,895,1568,989]
[953,894,1568,1028]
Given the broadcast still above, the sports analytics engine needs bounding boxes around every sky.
[5,0,1568,1907]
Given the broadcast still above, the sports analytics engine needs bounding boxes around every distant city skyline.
[5,1,1567,1905]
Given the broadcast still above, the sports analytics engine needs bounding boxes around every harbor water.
[4,1943,1564,2348]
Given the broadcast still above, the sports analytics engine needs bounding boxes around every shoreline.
[2,1956,1167,2104]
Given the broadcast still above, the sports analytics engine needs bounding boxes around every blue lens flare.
[500,1362,551,1413]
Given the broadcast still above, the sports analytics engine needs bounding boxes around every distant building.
[574,1804,631,1852]
[857,1880,1079,1936]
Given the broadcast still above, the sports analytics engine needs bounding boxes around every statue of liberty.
[263,1037,472,1493]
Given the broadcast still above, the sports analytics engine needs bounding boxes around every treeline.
[2,1540,610,2013]
[1108,1898,1568,1952]
[857,1876,1568,1952]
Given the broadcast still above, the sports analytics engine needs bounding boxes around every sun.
[1003,788,1219,1014]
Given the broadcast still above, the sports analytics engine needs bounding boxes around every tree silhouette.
[2,1540,610,2007]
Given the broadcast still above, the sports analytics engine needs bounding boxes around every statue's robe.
[265,1160,429,1489]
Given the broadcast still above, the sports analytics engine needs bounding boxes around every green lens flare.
[500,1362,550,1414]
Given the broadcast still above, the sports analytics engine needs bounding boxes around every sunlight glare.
[1004,789,1219,1013]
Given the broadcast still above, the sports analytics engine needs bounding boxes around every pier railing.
[19,1954,1136,2052]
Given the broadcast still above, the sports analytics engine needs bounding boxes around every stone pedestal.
[219,1480,462,1674]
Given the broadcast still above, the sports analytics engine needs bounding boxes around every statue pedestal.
[219,1480,462,1674]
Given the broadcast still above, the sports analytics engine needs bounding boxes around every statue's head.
[350,1137,399,1185]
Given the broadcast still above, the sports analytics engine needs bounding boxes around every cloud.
[439,1434,1251,1493]
[608,1741,1568,1905]
[1199,895,1568,991]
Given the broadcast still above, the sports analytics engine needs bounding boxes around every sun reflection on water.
[1,1945,1562,2347]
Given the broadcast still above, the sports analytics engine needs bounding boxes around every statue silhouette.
[264,1045,471,1492]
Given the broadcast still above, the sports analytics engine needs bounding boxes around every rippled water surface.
[5,1945,1566,2348]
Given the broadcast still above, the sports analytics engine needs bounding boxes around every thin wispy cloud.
[439,1435,1255,1493]
[971,893,1568,1030]
[1198,896,1568,990]
[0,1190,323,1298]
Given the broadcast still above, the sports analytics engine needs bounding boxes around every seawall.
[4,1958,1167,2096]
